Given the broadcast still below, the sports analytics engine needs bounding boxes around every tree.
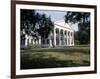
[74,31,80,45]
[36,14,54,45]
[37,14,54,39]
[21,9,41,37]
[65,11,90,44]
[21,9,54,44]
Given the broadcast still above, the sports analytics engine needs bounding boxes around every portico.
[50,21,74,47]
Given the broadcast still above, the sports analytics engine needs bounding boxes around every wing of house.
[21,20,74,48]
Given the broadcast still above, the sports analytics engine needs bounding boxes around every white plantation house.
[21,20,74,48]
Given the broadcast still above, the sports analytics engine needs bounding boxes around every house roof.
[54,20,74,30]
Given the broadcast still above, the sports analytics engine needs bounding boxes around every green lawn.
[21,45,90,69]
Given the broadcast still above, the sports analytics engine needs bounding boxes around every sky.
[36,10,78,31]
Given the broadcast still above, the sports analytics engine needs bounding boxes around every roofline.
[54,23,74,31]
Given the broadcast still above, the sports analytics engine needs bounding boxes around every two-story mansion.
[21,20,74,48]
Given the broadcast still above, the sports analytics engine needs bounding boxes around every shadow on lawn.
[21,53,90,69]
[23,47,90,55]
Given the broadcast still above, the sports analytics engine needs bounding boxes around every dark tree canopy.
[20,9,54,39]
[65,11,90,24]
[37,14,54,38]
[65,11,90,44]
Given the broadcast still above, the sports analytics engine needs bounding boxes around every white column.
[59,29,61,46]
[71,32,72,46]
[53,28,56,47]
[63,30,66,45]
[49,39,52,47]
[67,31,69,46]
[25,34,28,46]
[48,34,51,47]
[62,30,64,46]
[69,32,71,46]
[29,36,31,45]
[72,32,74,46]
[50,31,53,47]
[38,37,41,45]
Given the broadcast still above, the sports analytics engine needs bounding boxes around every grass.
[21,45,90,69]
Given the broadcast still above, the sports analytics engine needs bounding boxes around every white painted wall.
[0,0,100,79]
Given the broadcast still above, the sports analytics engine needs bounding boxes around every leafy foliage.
[65,11,90,44]
[20,9,54,39]
[36,14,54,39]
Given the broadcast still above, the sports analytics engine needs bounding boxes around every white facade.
[21,21,74,48]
